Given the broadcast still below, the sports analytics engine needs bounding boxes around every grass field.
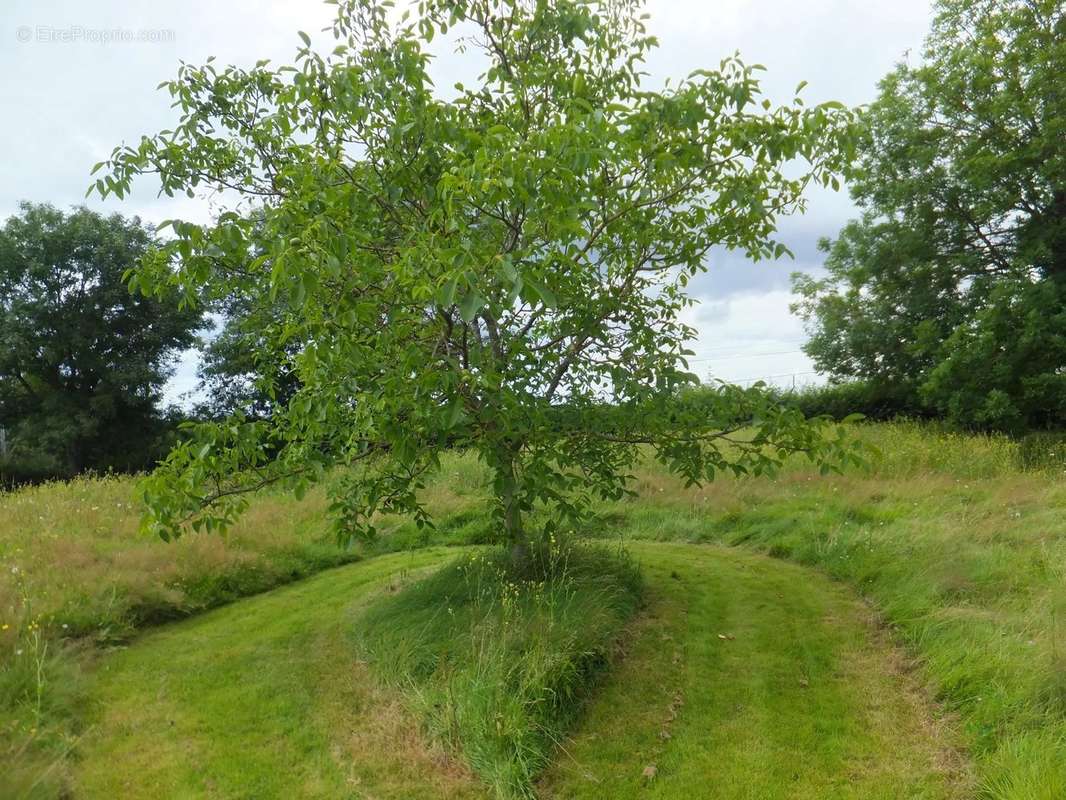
[73,548,482,800]
[606,426,1066,799]
[539,541,970,799]
[71,543,966,800]
[2,421,1064,798]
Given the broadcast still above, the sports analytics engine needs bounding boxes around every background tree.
[793,0,1065,431]
[96,0,861,548]
[195,283,303,421]
[0,203,203,477]
[192,212,304,421]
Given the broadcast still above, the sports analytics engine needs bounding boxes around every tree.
[95,0,861,549]
[0,203,203,476]
[194,282,304,421]
[793,0,1066,431]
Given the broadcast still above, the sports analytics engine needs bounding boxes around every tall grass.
[355,539,643,798]
[0,454,502,798]
[2,422,1062,798]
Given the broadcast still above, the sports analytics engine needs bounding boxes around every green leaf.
[445,398,466,428]
[523,277,558,309]
[438,277,459,307]
[458,290,485,322]
[497,254,518,283]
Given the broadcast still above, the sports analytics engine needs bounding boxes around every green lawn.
[73,543,966,799]
[598,427,1066,798]
[6,422,1065,798]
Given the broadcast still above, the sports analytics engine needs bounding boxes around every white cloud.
[679,290,820,387]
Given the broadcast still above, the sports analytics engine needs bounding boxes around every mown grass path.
[73,543,970,799]
[541,542,970,799]
[73,548,486,800]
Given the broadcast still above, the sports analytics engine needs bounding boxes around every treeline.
[791,0,1064,433]
[0,204,194,486]
[3,2,1062,486]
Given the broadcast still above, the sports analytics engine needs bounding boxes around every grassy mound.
[355,540,643,798]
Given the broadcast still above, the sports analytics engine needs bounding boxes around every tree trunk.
[496,445,529,567]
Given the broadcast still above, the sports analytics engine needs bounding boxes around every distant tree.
[0,203,203,476]
[192,212,304,421]
[195,286,303,421]
[793,0,1066,431]
[96,0,862,549]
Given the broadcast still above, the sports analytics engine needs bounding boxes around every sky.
[0,0,932,403]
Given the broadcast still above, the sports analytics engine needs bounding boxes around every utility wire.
[687,348,804,363]
[712,370,820,384]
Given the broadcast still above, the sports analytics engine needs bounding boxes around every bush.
[0,451,67,490]
[776,380,930,422]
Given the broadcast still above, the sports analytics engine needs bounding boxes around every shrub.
[0,452,67,490]
[775,380,930,422]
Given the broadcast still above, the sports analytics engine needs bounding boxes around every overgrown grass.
[360,421,1066,797]
[0,458,557,798]
[355,540,643,798]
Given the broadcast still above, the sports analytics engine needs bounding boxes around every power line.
[687,348,804,363]
[711,370,820,384]
[685,341,806,357]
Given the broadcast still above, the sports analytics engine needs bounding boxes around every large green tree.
[0,203,203,476]
[793,0,1066,431]
[95,0,861,547]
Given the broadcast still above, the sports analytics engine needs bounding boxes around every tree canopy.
[793,0,1065,432]
[95,0,862,545]
[0,203,203,477]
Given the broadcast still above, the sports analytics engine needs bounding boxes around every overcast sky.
[1,0,931,403]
